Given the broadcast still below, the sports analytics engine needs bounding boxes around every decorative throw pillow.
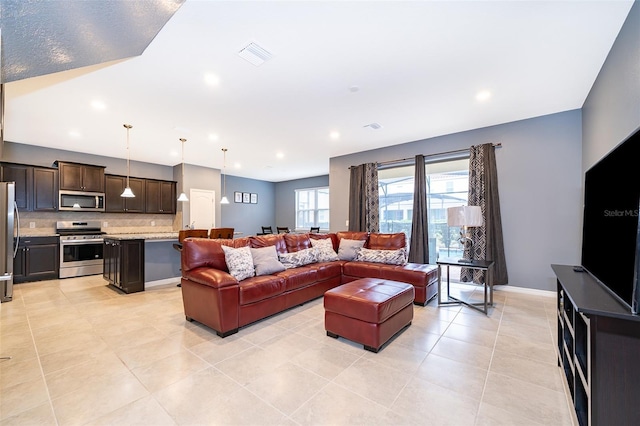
[221,245,255,281]
[310,238,339,262]
[355,247,408,265]
[278,248,317,269]
[337,238,366,261]
[250,246,286,276]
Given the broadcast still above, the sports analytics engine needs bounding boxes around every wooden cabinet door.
[159,181,176,214]
[121,240,144,293]
[25,244,59,280]
[125,178,146,213]
[12,247,27,283]
[32,168,58,211]
[59,162,83,191]
[103,241,111,281]
[1,163,32,210]
[144,180,161,213]
[105,175,126,212]
[82,165,105,192]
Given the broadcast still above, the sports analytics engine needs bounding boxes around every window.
[295,187,329,231]
[378,158,469,263]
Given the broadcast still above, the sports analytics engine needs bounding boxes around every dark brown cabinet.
[103,238,144,294]
[57,161,105,192]
[1,163,58,211]
[105,175,145,213]
[145,179,176,214]
[13,237,59,283]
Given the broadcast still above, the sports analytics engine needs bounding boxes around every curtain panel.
[460,143,509,285]
[348,163,379,232]
[409,155,429,263]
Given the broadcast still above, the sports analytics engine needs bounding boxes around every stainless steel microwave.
[59,190,105,212]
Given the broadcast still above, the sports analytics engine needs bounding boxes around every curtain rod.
[350,142,502,169]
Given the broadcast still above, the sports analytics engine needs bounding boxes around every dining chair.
[276,227,290,234]
[209,228,234,239]
[310,227,320,233]
[261,226,273,234]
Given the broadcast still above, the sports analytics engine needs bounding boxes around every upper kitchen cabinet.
[1,163,58,211]
[105,174,145,213]
[145,179,176,214]
[56,161,105,192]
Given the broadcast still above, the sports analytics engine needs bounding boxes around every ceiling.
[2,0,634,182]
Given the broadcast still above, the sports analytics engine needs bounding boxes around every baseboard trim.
[145,277,181,288]
[493,285,555,298]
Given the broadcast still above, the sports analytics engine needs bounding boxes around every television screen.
[581,127,640,313]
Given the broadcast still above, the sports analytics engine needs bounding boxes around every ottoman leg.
[327,331,339,338]
[364,345,379,353]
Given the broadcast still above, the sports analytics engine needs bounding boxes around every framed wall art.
[242,192,250,203]
[234,192,242,203]
[250,193,258,204]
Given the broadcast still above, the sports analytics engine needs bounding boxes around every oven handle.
[60,239,105,245]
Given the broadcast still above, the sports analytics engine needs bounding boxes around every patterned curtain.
[460,144,508,285]
[348,163,379,232]
[408,155,429,263]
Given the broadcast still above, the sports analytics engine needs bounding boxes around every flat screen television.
[581,126,640,315]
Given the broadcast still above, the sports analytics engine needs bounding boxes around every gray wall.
[221,175,275,237]
[275,175,329,231]
[330,110,584,291]
[582,0,640,171]
[179,163,221,229]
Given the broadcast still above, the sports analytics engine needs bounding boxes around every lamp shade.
[447,206,484,227]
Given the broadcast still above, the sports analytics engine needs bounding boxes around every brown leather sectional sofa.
[180,231,438,337]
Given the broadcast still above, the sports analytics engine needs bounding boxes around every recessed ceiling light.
[173,126,190,133]
[90,100,106,110]
[170,150,179,157]
[204,73,220,86]
[349,86,360,93]
[276,152,284,159]
[69,130,82,138]
[209,133,219,141]
[329,131,340,140]
[234,162,241,169]
[476,90,492,102]
[364,123,382,130]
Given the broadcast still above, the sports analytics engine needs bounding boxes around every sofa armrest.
[183,267,239,289]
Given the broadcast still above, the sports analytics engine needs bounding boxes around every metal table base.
[437,258,495,315]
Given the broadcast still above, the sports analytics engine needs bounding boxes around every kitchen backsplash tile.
[17,212,177,235]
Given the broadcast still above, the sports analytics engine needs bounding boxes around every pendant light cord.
[222,148,228,197]
[181,138,186,195]
[124,124,132,187]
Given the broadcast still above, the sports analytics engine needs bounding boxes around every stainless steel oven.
[57,221,104,278]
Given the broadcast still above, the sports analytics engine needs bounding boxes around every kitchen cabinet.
[13,236,59,283]
[145,179,176,214]
[57,161,105,192]
[105,175,145,213]
[1,163,58,211]
[103,238,144,294]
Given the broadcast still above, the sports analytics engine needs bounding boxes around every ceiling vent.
[238,42,272,66]
[364,123,383,130]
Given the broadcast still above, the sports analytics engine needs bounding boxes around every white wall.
[330,110,583,291]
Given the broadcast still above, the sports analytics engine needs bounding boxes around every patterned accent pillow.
[221,245,255,281]
[250,246,286,276]
[337,238,366,261]
[310,238,339,262]
[355,247,408,265]
[278,248,317,269]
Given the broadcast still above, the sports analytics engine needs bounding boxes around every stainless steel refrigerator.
[1,182,19,303]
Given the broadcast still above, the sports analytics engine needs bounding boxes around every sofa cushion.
[221,245,255,281]
[343,261,383,278]
[335,231,369,246]
[284,233,312,252]
[276,266,318,292]
[337,238,366,261]
[250,233,288,254]
[278,247,317,269]
[250,246,286,276]
[355,247,407,265]
[238,275,286,305]
[368,232,406,250]
[310,232,339,252]
[310,238,339,262]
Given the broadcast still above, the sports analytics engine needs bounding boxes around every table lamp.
[447,206,484,263]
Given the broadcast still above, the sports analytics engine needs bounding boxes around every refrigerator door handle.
[13,201,20,258]
[1,273,12,281]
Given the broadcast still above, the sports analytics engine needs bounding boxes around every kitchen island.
[103,232,180,293]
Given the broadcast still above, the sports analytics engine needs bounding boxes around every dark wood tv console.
[552,264,640,426]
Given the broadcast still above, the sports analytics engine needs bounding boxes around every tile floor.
[0,275,575,425]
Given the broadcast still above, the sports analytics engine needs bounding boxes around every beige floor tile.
[391,323,441,352]
[290,342,361,380]
[113,334,184,370]
[290,382,390,425]
[0,356,42,390]
[332,357,412,408]
[489,350,565,393]
[453,309,502,331]
[236,319,289,345]
[361,337,429,373]
[215,346,288,386]
[494,333,557,365]
[443,322,498,348]
[39,339,110,375]
[188,334,255,365]
[415,353,488,401]
[499,320,554,345]
[259,330,323,359]
[0,376,50,421]
[431,336,494,370]
[245,361,329,415]
[482,371,574,425]
[476,401,546,425]
[90,395,177,425]
[131,349,210,393]
[50,371,149,425]
[34,330,105,356]
[0,402,57,426]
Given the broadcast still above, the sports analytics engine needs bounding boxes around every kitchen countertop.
[104,232,178,241]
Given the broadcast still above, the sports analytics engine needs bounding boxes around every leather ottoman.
[324,278,414,352]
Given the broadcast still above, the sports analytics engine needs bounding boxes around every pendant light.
[120,124,135,198]
[177,138,189,202]
[220,148,229,204]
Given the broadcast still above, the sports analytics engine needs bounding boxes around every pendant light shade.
[177,138,189,202]
[220,148,229,204]
[121,124,135,198]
